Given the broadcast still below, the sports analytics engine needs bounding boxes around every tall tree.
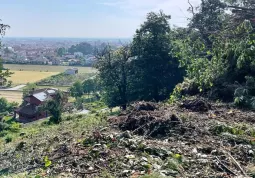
[70,81,84,99]
[0,20,12,87]
[0,20,9,37]
[68,42,93,55]
[44,91,65,124]
[57,47,66,57]
[131,11,183,101]
[95,45,131,110]
[188,0,227,48]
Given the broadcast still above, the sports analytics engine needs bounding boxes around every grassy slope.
[1,100,255,177]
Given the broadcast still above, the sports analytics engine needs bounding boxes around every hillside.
[0,99,255,177]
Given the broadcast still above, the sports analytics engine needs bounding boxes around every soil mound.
[181,98,211,112]
[111,102,182,137]
[132,101,157,111]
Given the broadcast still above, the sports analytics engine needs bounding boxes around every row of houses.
[2,51,96,66]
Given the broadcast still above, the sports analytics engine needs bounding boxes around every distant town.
[0,38,130,67]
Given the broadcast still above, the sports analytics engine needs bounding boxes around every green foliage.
[234,76,255,109]
[95,45,131,109]
[131,11,183,101]
[74,97,84,110]
[43,156,52,168]
[70,81,83,98]
[0,97,18,113]
[5,135,12,143]
[37,73,94,86]
[169,78,198,103]
[9,122,21,132]
[44,91,65,124]
[0,122,9,132]
[0,22,12,87]
[170,0,255,105]
[56,47,66,57]
[0,67,13,87]
[84,101,106,112]
[68,42,93,55]
[96,11,184,109]
[82,77,101,95]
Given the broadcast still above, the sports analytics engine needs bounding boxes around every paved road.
[0,84,26,91]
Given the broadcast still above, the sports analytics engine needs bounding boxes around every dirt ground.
[1,99,255,177]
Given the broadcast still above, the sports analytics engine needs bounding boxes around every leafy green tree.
[68,42,93,55]
[0,68,13,87]
[44,91,65,124]
[83,78,99,96]
[75,97,84,110]
[0,20,10,36]
[0,97,18,113]
[95,45,131,110]
[70,81,84,98]
[188,0,227,47]
[170,0,255,103]
[57,47,66,57]
[131,11,183,101]
[0,58,3,70]
[0,20,12,87]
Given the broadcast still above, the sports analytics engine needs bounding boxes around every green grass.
[36,73,95,86]
[4,64,97,73]
[37,85,70,91]
[0,113,107,152]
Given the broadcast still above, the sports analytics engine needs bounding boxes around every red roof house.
[16,88,58,123]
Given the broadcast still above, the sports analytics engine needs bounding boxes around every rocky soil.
[1,99,255,177]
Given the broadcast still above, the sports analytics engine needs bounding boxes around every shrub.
[75,97,84,110]
[9,122,21,132]
[234,76,255,109]
[0,122,9,132]
[0,130,8,137]
[5,135,12,143]
[169,78,199,103]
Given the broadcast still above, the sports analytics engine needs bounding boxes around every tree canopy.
[68,42,94,55]
[0,20,12,87]
[96,11,184,109]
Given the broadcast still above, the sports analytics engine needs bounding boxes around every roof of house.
[29,88,58,102]
[33,92,48,102]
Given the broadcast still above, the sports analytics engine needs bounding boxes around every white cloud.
[99,0,201,27]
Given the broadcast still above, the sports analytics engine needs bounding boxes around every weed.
[5,135,12,143]
[9,122,21,132]
[43,156,52,168]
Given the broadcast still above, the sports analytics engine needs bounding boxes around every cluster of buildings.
[0,39,97,66]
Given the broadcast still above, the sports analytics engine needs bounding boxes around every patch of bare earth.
[1,99,255,177]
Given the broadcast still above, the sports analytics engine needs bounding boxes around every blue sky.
[0,0,200,38]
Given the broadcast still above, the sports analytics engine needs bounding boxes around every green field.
[4,64,97,73]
